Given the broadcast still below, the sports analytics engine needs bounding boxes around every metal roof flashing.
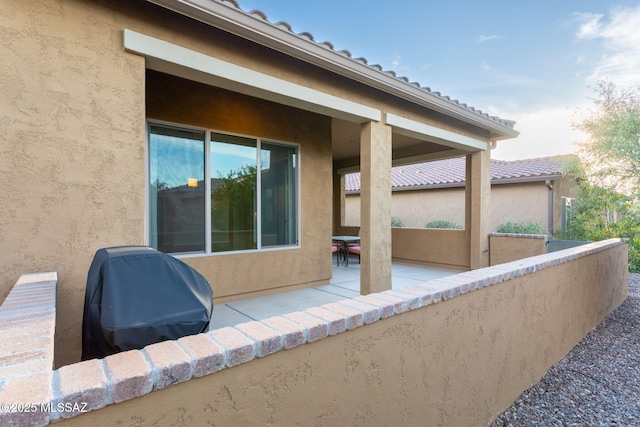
[146,0,518,139]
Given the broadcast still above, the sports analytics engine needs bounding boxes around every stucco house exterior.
[0,0,518,366]
[344,155,578,233]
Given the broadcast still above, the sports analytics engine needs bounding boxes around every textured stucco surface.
[359,121,393,294]
[490,234,548,265]
[52,242,628,426]
[346,177,577,232]
[2,0,497,367]
[0,0,148,366]
[146,71,333,302]
[392,228,470,269]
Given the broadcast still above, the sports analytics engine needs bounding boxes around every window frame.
[146,120,301,257]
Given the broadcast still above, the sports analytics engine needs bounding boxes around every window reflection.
[148,124,298,254]
[149,125,206,253]
[210,134,257,252]
[261,142,297,247]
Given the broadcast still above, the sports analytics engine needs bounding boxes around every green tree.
[570,80,640,271]
[565,182,632,240]
[575,80,640,192]
[562,180,640,272]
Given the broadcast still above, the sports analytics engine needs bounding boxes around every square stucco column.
[360,121,392,294]
[465,149,491,269]
[332,169,345,235]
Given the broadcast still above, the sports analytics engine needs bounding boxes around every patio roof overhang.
[124,29,496,169]
[145,0,519,142]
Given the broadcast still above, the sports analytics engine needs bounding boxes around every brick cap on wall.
[0,240,626,425]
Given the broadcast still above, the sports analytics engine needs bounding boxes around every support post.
[466,149,491,269]
[360,121,392,294]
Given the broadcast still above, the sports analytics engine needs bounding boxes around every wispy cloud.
[572,5,640,84]
[478,34,503,43]
[389,54,411,74]
[391,54,402,70]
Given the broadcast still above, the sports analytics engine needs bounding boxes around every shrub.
[391,216,405,227]
[424,220,463,229]
[496,221,548,235]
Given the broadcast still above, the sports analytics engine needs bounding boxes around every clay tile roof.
[225,1,515,130]
[345,155,575,192]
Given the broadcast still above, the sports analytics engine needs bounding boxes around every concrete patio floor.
[208,256,460,330]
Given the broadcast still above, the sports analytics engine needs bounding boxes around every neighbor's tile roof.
[345,156,574,192]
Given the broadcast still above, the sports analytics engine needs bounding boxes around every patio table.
[332,236,360,267]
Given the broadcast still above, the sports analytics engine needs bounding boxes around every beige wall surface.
[146,71,333,302]
[392,227,470,270]
[491,183,549,230]
[346,181,565,233]
[0,0,148,366]
[0,0,334,366]
[0,0,503,366]
[490,234,548,265]
[54,242,628,427]
[346,188,466,229]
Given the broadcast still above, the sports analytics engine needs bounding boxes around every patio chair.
[348,244,360,264]
[345,229,360,264]
[332,243,341,266]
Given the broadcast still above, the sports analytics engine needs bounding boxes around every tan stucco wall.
[54,241,628,426]
[392,228,470,270]
[490,234,548,265]
[0,0,333,366]
[491,182,550,230]
[0,0,148,367]
[346,188,466,228]
[0,0,500,367]
[346,179,575,233]
[146,71,333,302]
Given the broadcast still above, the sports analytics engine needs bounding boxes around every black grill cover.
[82,246,213,360]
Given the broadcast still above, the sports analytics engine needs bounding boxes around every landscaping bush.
[496,221,548,235]
[424,220,463,229]
[391,216,405,227]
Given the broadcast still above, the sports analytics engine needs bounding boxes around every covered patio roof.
[142,0,519,169]
[146,0,518,139]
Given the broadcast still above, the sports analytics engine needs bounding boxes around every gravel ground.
[493,273,640,426]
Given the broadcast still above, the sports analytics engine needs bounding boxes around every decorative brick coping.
[0,272,57,426]
[0,239,624,425]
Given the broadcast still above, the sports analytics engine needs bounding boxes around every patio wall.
[391,227,470,270]
[490,233,548,266]
[0,239,627,426]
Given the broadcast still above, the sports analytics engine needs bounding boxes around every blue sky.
[237,0,640,160]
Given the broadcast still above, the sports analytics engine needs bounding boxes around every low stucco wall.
[0,239,625,426]
[392,227,470,270]
[490,233,548,266]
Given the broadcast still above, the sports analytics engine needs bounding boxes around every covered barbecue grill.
[82,246,213,360]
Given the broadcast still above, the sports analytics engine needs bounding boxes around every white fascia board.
[146,0,518,139]
[123,29,381,123]
[385,113,488,152]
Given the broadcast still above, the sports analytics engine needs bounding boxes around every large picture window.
[149,123,299,254]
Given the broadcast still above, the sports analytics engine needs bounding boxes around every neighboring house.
[0,0,517,365]
[344,156,578,233]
